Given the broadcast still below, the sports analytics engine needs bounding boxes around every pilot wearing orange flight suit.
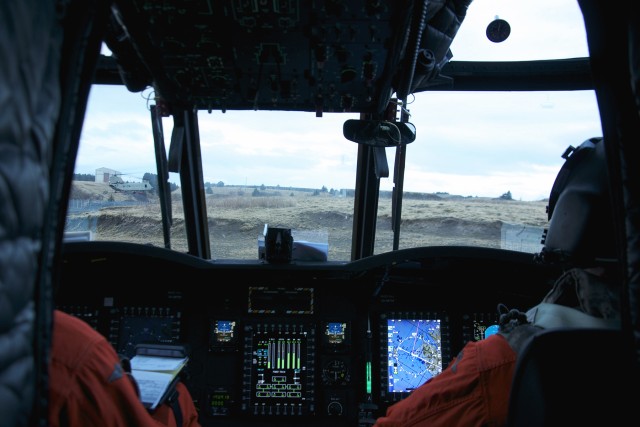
[48,309,201,427]
[373,331,517,427]
[372,137,622,427]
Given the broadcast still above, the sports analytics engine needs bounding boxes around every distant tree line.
[204,181,346,197]
[73,173,94,182]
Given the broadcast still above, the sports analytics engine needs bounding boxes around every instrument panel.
[58,242,558,426]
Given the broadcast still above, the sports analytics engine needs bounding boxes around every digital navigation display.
[386,318,443,394]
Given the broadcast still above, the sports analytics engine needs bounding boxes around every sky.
[77,0,602,202]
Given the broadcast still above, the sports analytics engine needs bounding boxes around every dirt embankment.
[68,181,548,259]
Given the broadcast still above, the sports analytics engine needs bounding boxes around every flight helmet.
[536,137,618,268]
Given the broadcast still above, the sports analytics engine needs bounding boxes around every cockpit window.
[67,0,599,262]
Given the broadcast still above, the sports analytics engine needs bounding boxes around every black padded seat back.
[506,328,638,427]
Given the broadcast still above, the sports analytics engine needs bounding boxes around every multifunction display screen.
[386,318,443,393]
[116,314,180,358]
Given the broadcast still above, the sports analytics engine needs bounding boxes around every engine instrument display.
[243,322,316,416]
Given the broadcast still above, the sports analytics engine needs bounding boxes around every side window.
[67,85,185,249]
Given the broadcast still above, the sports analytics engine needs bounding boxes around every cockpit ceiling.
[109,0,414,115]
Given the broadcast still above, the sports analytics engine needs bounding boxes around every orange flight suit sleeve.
[373,334,516,427]
[49,310,200,427]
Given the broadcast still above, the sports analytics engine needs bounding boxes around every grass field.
[67,181,549,260]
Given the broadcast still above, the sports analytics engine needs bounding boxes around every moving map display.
[386,318,442,393]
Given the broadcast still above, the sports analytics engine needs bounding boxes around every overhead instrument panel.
[108,0,409,114]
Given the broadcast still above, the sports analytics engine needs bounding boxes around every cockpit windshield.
[68,0,600,262]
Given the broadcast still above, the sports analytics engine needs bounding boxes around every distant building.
[95,167,121,183]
